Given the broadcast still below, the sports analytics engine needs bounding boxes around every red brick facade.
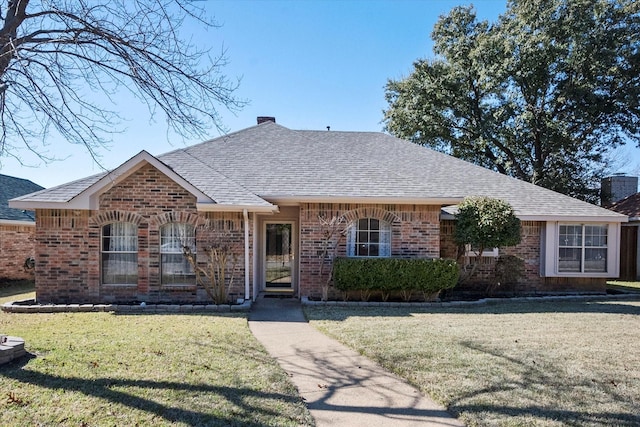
[440,220,606,296]
[35,164,249,304]
[0,223,36,280]
[31,163,606,303]
[299,203,441,300]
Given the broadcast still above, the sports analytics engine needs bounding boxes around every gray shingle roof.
[10,121,626,220]
[0,174,44,221]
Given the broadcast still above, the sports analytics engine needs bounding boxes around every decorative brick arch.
[90,210,145,227]
[151,211,201,228]
[340,207,401,227]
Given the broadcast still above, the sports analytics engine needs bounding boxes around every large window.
[161,223,195,285]
[558,224,607,273]
[102,222,138,284]
[347,218,391,257]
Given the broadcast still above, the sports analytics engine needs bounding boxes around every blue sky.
[1,0,638,188]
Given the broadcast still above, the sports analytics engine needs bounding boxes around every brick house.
[0,174,44,281]
[10,118,627,303]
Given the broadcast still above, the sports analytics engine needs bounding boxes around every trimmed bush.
[333,257,459,301]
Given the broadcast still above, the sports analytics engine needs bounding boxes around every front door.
[265,223,294,288]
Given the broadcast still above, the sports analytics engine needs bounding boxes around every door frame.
[262,219,298,292]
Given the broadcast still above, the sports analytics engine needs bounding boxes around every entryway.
[264,221,296,296]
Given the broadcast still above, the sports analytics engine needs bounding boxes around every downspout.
[243,209,250,301]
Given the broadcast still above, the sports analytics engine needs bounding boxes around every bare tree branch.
[0,0,245,166]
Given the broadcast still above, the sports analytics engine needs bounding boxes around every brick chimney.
[601,174,638,207]
[257,116,276,125]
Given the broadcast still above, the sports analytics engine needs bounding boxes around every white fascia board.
[264,196,464,205]
[0,219,35,226]
[518,214,628,223]
[196,203,278,213]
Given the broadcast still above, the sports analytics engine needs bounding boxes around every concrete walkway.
[248,296,464,427]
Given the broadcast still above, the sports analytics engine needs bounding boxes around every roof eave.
[264,196,464,205]
[196,203,278,213]
[0,219,35,226]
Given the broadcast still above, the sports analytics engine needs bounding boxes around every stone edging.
[1,299,252,314]
[300,292,640,308]
[0,336,26,365]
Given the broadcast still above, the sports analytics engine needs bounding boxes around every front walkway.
[248,295,464,427]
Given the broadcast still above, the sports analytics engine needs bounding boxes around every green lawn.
[0,285,313,426]
[305,299,640,427]
[607,280,640,291]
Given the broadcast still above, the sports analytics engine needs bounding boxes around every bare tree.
[0,0,245,164]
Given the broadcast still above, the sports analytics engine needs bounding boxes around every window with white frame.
[160,223,196,285]
[102,222,138,284]
[347,218,391,257]
[558,224,607,273]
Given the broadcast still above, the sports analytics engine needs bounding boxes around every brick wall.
[35,164,249,304]
[440,220,606,296]
[0,223,36,280]
[299,203,441,299]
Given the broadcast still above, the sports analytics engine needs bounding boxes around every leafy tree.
[384,0,640,202]
[0,0,244,164]
[454,196,521,282]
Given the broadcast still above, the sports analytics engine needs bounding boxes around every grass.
[0,285,313,426]
[608,280,640,291]
[305,299,640,427]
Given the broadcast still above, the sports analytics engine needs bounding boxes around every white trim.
[252,214,259,301]
[0,219,35,226]
[243,209,250,300]
[264,195,463,205]
[464,245,499,258]
[196,202,278,213]
[518,214,627,223]
[542,221,620,278]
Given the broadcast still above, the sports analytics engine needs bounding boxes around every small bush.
[333,257,458,301]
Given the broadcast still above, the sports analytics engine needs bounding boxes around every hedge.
[332,257,459,301]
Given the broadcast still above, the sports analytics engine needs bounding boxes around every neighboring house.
[10,118,627,303]
[0,174,44,281]
[607,187,640,281]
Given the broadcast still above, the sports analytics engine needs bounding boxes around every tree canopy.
[0,0,244,164]
[384,0,640,203]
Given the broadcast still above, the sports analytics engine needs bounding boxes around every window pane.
[369,231,379,243]
[358,218,368,230]
[102,222,138,284]
[369,244,379,257]
[356,244,369,257]
[558,248,581,272]
[358,231,368,243]
[102,253,138,284]
[585,225,607,247]
[161,223,195,284]
[585,248,607,272]
[348,218,391,258]
[559,225,582,247]
[370,218,379,230]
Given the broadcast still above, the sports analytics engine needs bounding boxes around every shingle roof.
[10,121,627,221]
[608,193,640,219]
[0,174,44,221]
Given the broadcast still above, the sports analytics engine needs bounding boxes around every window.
[464,244,499,258]
[347,218,391,257]
[161,223,195,285]
[558,224,607,273]
[102,222,138,284]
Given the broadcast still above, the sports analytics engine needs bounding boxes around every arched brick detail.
[151,211,201,227]
[90,210,145,227]
[340,207,401,226]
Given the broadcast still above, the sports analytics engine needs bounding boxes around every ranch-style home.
[10,117,627,304]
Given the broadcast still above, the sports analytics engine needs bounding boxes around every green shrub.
[333,257,458,301]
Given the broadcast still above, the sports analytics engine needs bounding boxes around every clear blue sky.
[1,0,638,188]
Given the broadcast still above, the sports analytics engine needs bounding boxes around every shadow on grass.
[303,298,640,321]
[446,341,640,426]
[0,280,34,298]
[1,354,307,426]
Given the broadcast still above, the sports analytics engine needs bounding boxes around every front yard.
[0,283,313,426]
[305,299,640,427]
